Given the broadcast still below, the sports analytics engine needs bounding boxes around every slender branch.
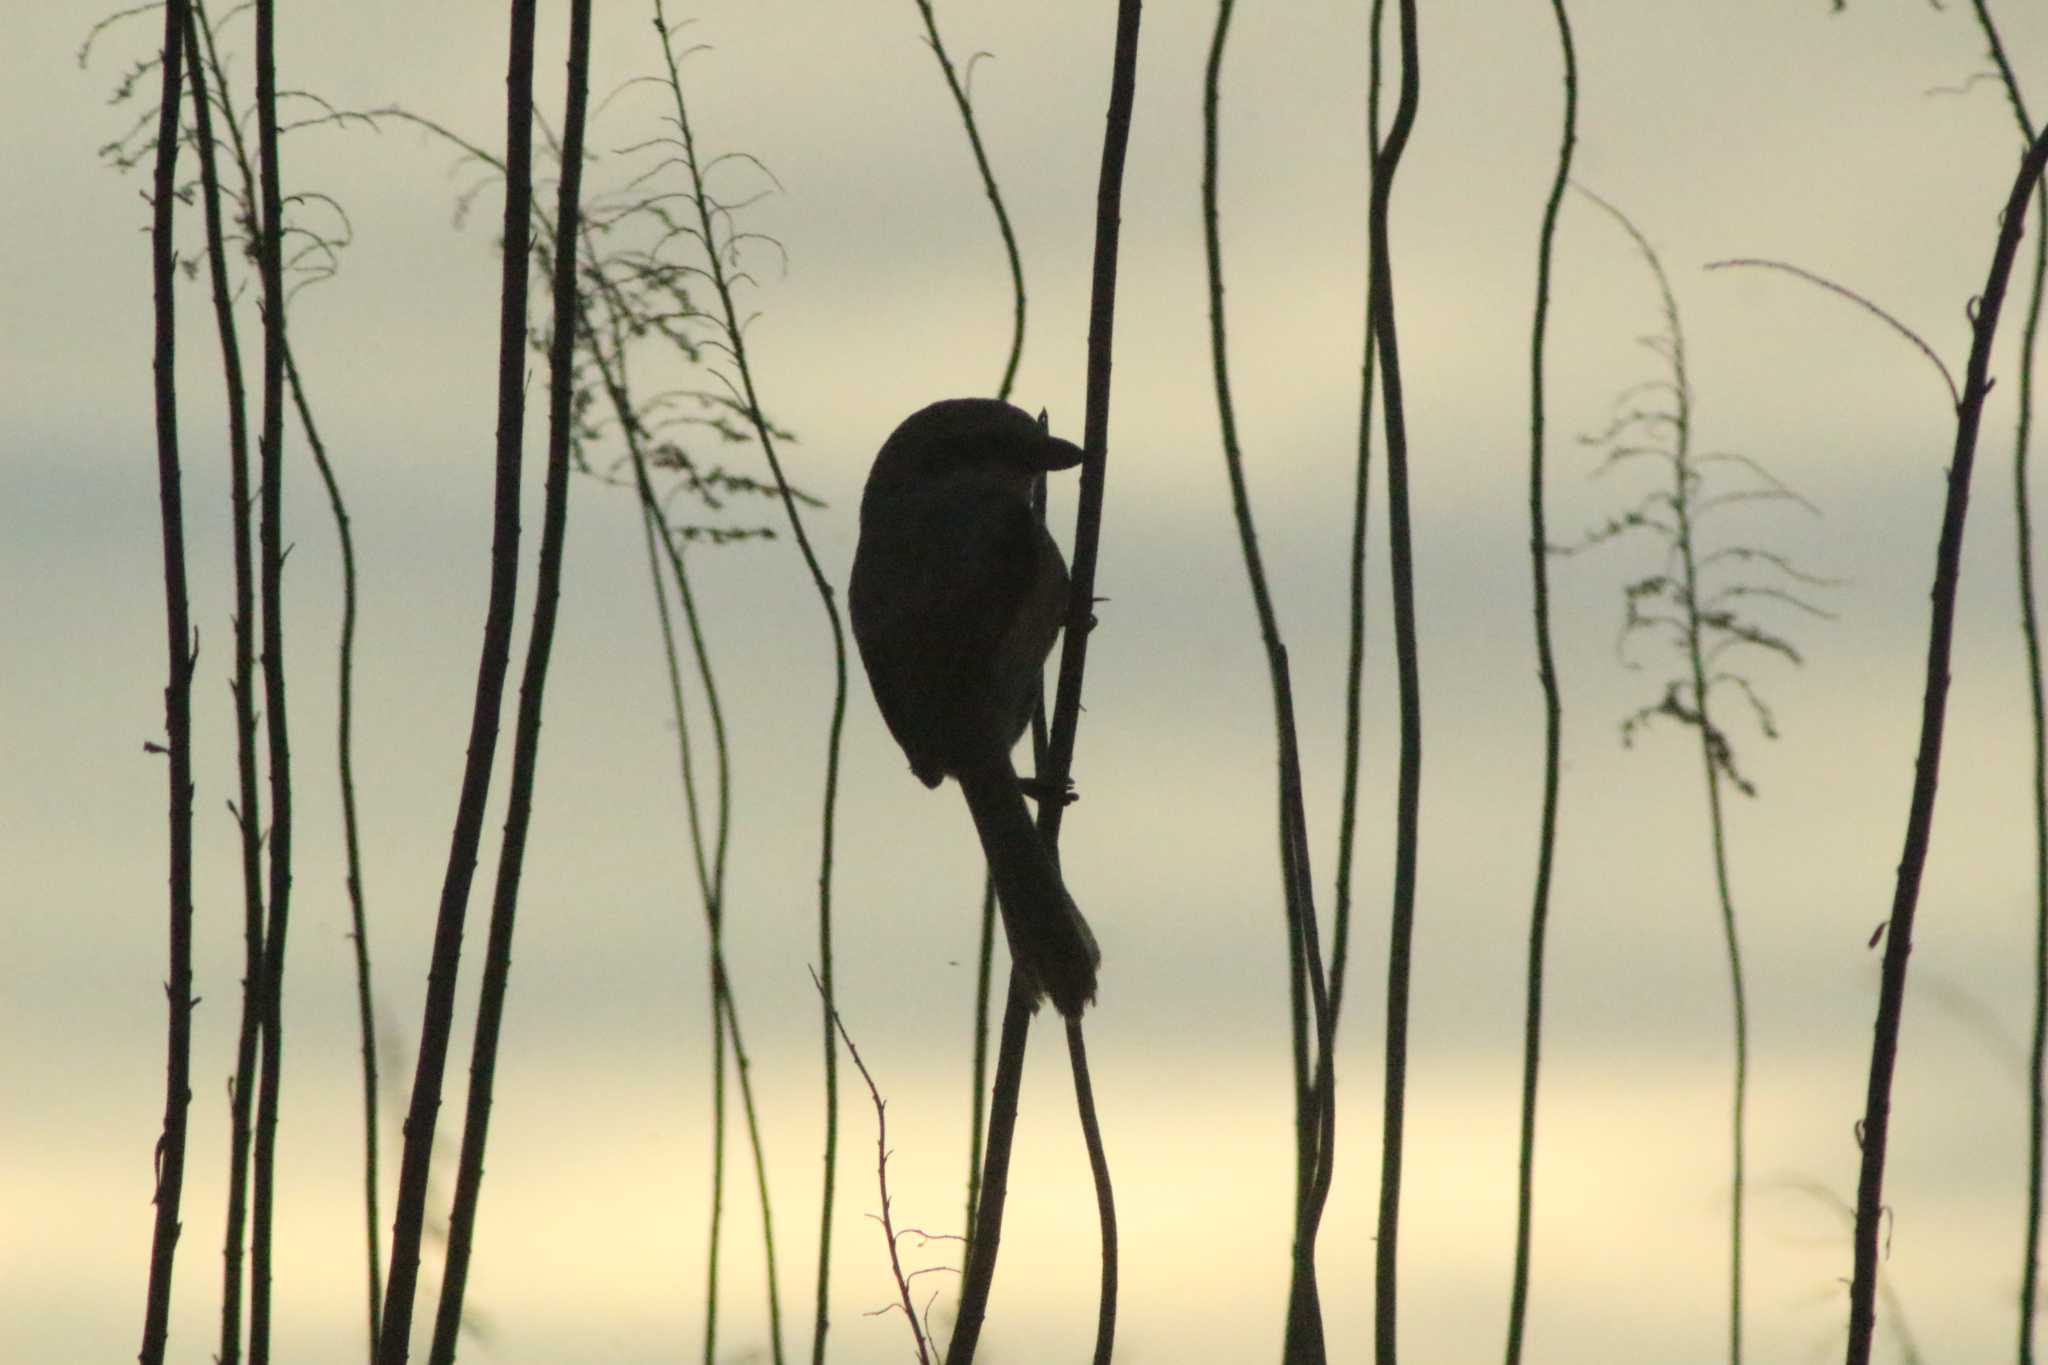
[1961,9,2048,1359]
[950,6,1142,1360]
[1844,124,2048,1365]
[1066,1016,1118,1365]
[1505,3,1575,1360]
[427,4,591,1357]
[820,981,934,1365]
[948,977,1034,1362]
[282,333,381,1356]
[179,10,265,1359]
[910,0,1027,401]
[965,874,996,1255]
[1705,258,1958,410]
[1200,4,1334,1353]
[1328,0,1385,1039]
[907,0,1035,1248]
[650,11,835,1361]
[1370,3,1422,1360]
[376,3,538,1357]
[580,274,752,1365]
[247,0,296,1350]
[139,4,194,1359]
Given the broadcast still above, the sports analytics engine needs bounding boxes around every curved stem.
[651,11,840,1360]
[376,3,538,1355]
[910,0,1028,401]
[139,4,194,1359]
[1845,124,2048,1365]
[1369,3,1423,1359]
[1505,3,1575,1360]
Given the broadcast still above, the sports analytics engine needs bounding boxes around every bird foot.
[1018,773,1077,808]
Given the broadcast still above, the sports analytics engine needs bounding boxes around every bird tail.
[957,754,1100,1017]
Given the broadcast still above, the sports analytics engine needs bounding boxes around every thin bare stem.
[247,0,296,1350]
[1705,258,1958,410]
[579,274,751,1365]
[1201,3,1336,1353]
[427,3,591,1356]
[376,3,538,1356]
[139,3,194,1359]
[909,0,1027,401]
[180,9,265,1357]
[1505,4,1575,1360]
[820,981,933,1365]
[1066,1016,1118,1365]
[282,334,380,1356]
[908,0,1035,1249]
[1961,10,2048,1359]
[948,6,1141,1360]
[1845,124,2048,1365]
[651,10,834,1360]
[1370,3,1422,1360]
[1329,0,1385,1040]
[965,874,996,1256]
[948,977,1034,1362]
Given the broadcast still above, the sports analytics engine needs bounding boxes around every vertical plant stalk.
[1587,187,1768,1365]
[1504,4,1575,1361]
[1683,511,1749,1365]
[910,0,1027,403]
[822,987,936,1365]
[950,4,1142,1360]
[247,0,296,1353]
[949,978,1035,1364]
[139,4,193,1361]
[1369,2,1422,1361]
[282,335,381,1352]
[1200,2,1337,1354]
[425,3,591,1358]
[905,0,1032,1248]
[580,282,771,1365]
[965,875,996,1254]
[649,9,841,1362]
[1066,1015,1119,1365]
[1328,0,1386,1033]
[1963,6,2048,1358]
[1844,125,2048,1365]
[178,10,266,1359]
[377,2,538,1357]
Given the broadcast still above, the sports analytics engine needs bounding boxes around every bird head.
[862,398,1084,508]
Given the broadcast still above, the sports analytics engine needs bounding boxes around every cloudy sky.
[10,0,2048,1361]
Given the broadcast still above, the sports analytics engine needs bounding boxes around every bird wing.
[850,477,1053,785]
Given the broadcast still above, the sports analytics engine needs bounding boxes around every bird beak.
[1036,435,1085,471]
[1033,410,1085,471]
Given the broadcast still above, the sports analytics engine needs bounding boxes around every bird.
[849,398,1101,1017]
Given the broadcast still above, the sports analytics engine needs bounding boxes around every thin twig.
[1705,257,1959,409]
[281,333,382,1357]
[1845,123,2048,1365]
[1200,4,1334,1352]
[1505,5,1575,1360]
[376,4,539,1357]
[426,4,591,1358]
[909,0,1027,401]
[651,10,835,1361]
[138,3,194,1359]
[817,976,933,1365]
[1370,3,1423,1360]
[179,9,266,1358]
[948,5,1142,1360]
[247,0,296,1350]
[1960,9,2048,1359]
[1066,1016,1118,1365]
